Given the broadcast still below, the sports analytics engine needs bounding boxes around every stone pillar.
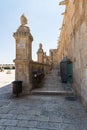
[13,14,33,94]
[37,43,44,63]
[43,52,47,64]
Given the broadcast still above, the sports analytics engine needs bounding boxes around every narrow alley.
[0,69,87,130]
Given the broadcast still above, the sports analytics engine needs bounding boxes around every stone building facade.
[57,0,87,106]
[49,49,58,68]
[0,64,15,69]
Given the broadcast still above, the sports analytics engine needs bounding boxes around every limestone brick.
[13,14,33,93]
[57,0,87,106]
[49,49,58,68]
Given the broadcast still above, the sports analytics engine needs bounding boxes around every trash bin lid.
[12,80,22,83]
[60,57,72,63]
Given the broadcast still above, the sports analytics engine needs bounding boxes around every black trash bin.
[12,81,22,97]
[60,57,73,83]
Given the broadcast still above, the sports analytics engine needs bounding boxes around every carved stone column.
[13,14,33,94]
[37,43,44,63]
[43,52,47,64]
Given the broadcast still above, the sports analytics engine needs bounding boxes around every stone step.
[30,90,74,96]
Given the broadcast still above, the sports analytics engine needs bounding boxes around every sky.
[0,0,65,64]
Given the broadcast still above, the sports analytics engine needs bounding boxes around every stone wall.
[49,49,58,68]
[29,61,51,82]
[57,0,87,106]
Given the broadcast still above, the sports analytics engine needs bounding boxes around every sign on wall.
[17,38,26,48]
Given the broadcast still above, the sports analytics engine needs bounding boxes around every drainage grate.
[65,96,77,101]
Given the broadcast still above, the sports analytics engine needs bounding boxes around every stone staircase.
[31,68,74,96]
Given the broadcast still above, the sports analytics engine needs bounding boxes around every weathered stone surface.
[37,43,44,63]
[6,127,28,130]
[57,0,87,106]
[13,15,33,93]
[0,70,87,129]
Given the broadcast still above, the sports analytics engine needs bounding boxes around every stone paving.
[0,70,15,98]
[0,69,87,130]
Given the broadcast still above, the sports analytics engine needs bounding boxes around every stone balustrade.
[29,61,51,83]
